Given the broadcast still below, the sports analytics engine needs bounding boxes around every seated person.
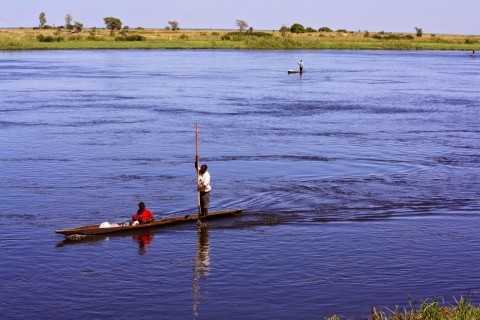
[131,202,154,225]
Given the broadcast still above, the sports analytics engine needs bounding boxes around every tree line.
[279,22,424,37]
[36,12,181,33]
[37,12,83,32]
[35,13,425,38]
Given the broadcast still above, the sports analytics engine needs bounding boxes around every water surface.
[1,50,479,319]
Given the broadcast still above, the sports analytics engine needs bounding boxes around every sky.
[1,0,479,34]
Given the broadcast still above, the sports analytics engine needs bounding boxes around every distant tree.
[236,19,249,32]
[305,27,317,33]
[65,14,73,30]
[123,25,130,30]
[39,12,47,29]
[104,17,122,34]
[415,27,423,37]
[336,29,348,33]
[279,25,289,33]
[73,21,83,33]
[290,23,305,33]
[318,26,332,32]
[168,20,179,31]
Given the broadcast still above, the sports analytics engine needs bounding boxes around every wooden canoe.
[55,209,242,237]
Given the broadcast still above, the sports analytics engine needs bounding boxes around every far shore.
[1,28,479,51]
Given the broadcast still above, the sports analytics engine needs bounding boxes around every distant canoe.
[288,70,303,74]
[56,209,242,237]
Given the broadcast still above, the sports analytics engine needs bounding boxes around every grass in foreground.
[1,28,479,50]
[327,298,480,320]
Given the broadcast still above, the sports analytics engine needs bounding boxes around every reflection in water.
[132,232,154,255]
[193,224,210,318]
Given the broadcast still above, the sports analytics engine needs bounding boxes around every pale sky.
[1,0,479,34]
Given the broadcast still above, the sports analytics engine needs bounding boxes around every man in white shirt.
[298,59,304,73]
[195,160,212,219]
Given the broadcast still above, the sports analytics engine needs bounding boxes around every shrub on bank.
[67,35,82,41]
[372,33,414,40]
[245,37,301,49]
[86,35,105,41]
[115,34,145,41]
[36,34,64,42]
[221,31,272,41]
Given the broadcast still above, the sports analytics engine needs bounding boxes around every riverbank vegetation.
[1,19,479,50]
[328,298,480,320]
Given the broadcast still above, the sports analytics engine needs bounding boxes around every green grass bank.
[328,299,480,320]
[1,28,479,50]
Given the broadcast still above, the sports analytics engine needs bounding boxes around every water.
[1,50,479,319]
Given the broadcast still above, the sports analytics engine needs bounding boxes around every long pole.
[194,123,201,220]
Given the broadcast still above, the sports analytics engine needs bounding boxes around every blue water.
[1,50,479,319]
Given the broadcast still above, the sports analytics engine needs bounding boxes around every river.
[1,49,479,319]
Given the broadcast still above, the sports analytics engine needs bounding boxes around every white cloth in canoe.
[99,221,120,228]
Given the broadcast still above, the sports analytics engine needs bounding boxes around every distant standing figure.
[195,159,212,219]
[131,202,154,225]
[298,59,304,73]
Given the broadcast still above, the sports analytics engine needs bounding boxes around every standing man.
[298,59,304,73]
[195,159,212,220]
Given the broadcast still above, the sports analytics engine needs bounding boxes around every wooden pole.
[194,123,201,220]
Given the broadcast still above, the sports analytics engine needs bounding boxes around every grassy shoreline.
[329,299,480,320]
[1,28,479,51]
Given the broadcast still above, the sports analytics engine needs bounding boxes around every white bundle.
[99,222,112,228]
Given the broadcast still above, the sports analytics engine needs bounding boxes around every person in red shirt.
[131,202,154,224]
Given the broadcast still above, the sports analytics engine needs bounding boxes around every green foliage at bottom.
[329,298,480,320]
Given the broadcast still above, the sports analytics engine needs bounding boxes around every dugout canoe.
[288,70,303,74]
[55,209,242,237]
